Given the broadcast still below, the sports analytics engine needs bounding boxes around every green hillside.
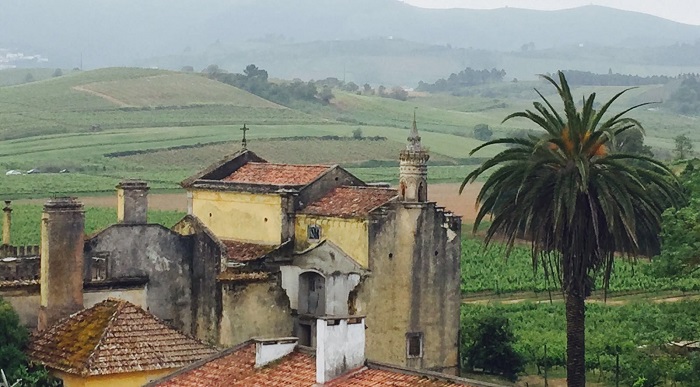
[1,67,696,198]
[0,68,318,140]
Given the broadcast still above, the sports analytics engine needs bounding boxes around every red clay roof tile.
[27,299,217,376]
[221,240,280,263]
[301,186,397,218]
[154,344,475,386]
[222,162,331,186]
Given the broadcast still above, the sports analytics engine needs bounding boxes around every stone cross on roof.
[241,124,250,150]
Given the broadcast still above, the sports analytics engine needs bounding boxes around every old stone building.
[0,119,462,376]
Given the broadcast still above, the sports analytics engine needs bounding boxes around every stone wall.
[218,279,293,347]
[85,224,194,332]
[360,202,461,373]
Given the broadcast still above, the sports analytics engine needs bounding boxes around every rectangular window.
[307,224,321,242]
[406,332,423,358]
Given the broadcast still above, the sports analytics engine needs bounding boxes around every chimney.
[316,316,366,384]
[116,180,149,224]
[254,337,298,368]
[38,198,85,331]
[2,201,11,245]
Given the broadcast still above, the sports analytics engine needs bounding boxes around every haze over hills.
[2,0,700,75]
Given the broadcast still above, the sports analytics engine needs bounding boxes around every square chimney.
[254,337,298,368]
[316,316,366,384]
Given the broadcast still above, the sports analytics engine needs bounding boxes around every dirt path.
[464,291,700,306]
[72,85,129,107]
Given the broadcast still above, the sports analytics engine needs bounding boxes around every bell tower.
[399,111,429,202]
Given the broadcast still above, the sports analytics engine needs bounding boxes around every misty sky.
[404,1,700,25]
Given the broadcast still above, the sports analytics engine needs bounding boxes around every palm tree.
[461,71,686,386]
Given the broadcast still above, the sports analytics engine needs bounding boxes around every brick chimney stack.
[2,201,11,245]
[117,180,149,224]
[38,198,85,331]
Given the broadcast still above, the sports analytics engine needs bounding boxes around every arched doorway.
[298,271,326,316]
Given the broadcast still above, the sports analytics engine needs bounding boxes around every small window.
[307,224,321,242]
[406,332,423,358]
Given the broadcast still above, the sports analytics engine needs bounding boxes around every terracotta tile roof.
[301,186,398,218]
[27,299,217,376]
[153,344,476,387]
[222,162,331,186]
[331,368,471,386]
[221,240,280,263]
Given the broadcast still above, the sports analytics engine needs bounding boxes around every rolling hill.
[2,1,700,71]
[0,68,317,140]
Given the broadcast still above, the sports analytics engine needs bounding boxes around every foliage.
[417,67,506,93]
[0,300,27,381]
[460,238,700,294]
[461,312,524,381]
[462,71,686,386]
[667,75,700,115]
[207,64,324,106]
[461,302,700,386]
[0,299,58,386]
[558,70,672,86]
[613,128,654,157]
[472,124,493,142]
[648,163,700,277]
[674,134,693,160]
[351,128,363,140]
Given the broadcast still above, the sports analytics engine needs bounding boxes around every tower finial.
[240,124,250,150]
[407,108,422,151]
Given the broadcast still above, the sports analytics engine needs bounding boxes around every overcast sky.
[403,1,700,25]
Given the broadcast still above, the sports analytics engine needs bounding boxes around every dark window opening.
[298,323,312,347]
[307,224,321,242]
[406,332,423,358]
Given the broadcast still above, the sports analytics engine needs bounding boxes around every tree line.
[416,67,506,93]
[557,70,674,86]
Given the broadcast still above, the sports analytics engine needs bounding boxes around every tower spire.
[399,109,430,202]
[407,107,423,152]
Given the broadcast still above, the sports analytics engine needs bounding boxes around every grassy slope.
[1,67,697,197]
[0,68,319,140]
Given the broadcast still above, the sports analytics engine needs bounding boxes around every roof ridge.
[81,299,125,376]
[246,161,333,168]
[339,185,397,191]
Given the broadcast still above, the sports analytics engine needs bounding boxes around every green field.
[0,204,185,246]
[1,67,698,198]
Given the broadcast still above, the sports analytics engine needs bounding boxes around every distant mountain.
[2,0,700,69]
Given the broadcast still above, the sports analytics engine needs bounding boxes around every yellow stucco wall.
[295,215,369,268]
[190,190,282,244]
[116,188,125,223]
[54,368,176,387]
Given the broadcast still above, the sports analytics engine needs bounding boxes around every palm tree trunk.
[565,289,586,387]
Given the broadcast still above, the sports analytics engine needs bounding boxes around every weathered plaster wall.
[294,215,369,268]
[190,190,283,244]
[85,224,193,332]
[281,241,364,314]
[219,280,293,346]
[359,207,413,365]
[2,287,146,328]
[54,368,175,387]
[359,203,461,373]
[188,224,223,345]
